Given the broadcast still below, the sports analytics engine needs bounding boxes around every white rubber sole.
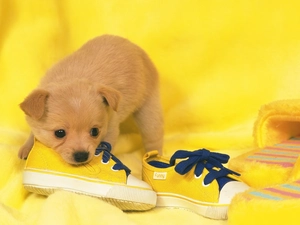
[156,193,228,220]
[23,170,156,211]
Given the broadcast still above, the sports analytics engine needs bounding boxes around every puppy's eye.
[55,129,66,138]
[90,128,99,137]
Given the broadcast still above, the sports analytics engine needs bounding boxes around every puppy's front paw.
[18,145,32,160]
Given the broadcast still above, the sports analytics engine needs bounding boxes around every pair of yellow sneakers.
[23,140,248,220]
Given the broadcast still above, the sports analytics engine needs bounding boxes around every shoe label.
[153,172,167,180]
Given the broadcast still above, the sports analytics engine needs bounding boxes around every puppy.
[18,35,164,165]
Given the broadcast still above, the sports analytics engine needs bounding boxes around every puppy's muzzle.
[73,151,89,163]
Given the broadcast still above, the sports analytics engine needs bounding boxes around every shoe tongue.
[169,149,241,190]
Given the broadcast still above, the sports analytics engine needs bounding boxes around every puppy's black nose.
[73,151,89,163]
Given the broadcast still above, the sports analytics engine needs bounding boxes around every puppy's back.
[40,35,159,115]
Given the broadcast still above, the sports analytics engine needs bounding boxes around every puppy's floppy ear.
[20,89,49,120]
[97,85,121,112]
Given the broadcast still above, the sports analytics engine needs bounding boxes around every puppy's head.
[20,81,121,165]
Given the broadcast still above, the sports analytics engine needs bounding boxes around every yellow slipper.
[228,157,300,225]
[229,99,300,188]
[229,136,300,188]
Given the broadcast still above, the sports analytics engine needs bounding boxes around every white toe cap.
[126,174,153,189]
[219,181,249,204]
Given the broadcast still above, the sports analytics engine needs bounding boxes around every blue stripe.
[274,144,300,149]
[250,191,282,200]
[247,155,296,162]
[282,184,300,192]
[260,149,299,156]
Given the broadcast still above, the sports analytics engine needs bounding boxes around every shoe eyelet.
[101,159,109,164]
[194,174,202,179]
[202,181,210,187]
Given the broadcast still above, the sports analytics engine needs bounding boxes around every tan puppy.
[18,35,164,165]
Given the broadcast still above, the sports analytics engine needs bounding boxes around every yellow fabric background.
[1,1,300,224]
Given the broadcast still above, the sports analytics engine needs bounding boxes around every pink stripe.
[268,146,300,150]
[246,159,294,167]
[280,140,300,144]
[253,153,298,158]
[265,187,300,198]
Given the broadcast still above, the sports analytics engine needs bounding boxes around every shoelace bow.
[95,142,131,176]
[170,149,240,185]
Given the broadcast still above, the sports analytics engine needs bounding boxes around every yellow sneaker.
[23,140,156,211]
[142,149,249,220]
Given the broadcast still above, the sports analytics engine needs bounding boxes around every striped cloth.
[246,180,300,200]
[246,136,300,168]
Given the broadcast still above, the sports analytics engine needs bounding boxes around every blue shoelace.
[170,149,240,186]
[95,142,131,176]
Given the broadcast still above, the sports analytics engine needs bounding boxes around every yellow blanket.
[1,1,300,224]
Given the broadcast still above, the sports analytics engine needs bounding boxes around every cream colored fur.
[18,35,163,164]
